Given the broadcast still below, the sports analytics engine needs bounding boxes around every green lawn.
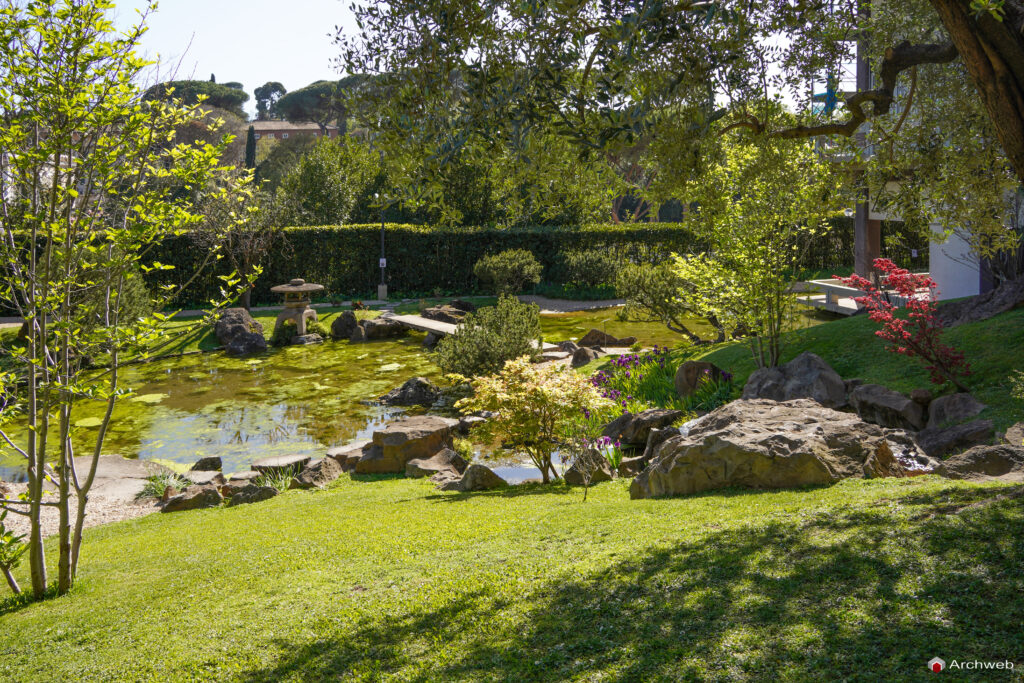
[2,476,1023,681]
[671,306,1024,432]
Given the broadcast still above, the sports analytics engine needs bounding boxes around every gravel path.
[1,483,160,538]
[517,295,625,314]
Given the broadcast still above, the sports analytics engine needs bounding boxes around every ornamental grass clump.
[458,356,612,484]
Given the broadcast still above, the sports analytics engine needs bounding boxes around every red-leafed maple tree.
[838,259,971,392]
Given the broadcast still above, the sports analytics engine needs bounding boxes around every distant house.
[250,120,338,141]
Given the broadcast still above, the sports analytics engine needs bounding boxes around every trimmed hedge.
[145,219,929,306]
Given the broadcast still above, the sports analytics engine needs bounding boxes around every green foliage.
[590,347,687,414]
[253,470,293,492]
[144,79,249,119]
[254,81,286,121]
[306,320,330,337]
[452,437,475,462]
[276,80,346,132]
[1012,370,1024,401]
[136,473,191,501]
[473,249,543,295]
[244,125,256,169]
[435,296,542,377]
[672,136,847,367]
[681,373,736,414]
[255,134,319,192]
[563,249,619,291]
[616,261,722,345]
[277,137,379,226]
[458,356,612,483]
[270,320,297,347]
[0,0,251,597]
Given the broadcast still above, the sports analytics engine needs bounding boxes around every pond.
[0,306,832,483]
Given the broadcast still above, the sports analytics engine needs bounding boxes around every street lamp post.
[376,192,387,301]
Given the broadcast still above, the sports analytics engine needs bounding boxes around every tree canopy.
[337,0,1024,262]
[144,79,249,119]
[254,81,286,120]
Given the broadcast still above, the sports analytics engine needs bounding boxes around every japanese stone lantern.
[270,278,324,337]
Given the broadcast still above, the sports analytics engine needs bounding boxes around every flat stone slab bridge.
[389,314,559,352]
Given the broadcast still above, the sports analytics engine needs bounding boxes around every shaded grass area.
[1,476,1022,681]
[657,307,1024,433]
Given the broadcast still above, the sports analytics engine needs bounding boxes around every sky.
[114,0,359,118]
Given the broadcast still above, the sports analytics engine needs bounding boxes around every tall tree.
[337,0,1024,265]
[245,124,257,169]
[144,79,250,119]
[254,81,286,120]
[0,0,249,598]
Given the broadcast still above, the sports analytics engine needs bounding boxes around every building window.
[282,133,289,139]
[266,133,275,139]
[254,133,261,140]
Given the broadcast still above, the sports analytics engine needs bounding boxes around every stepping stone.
[252,454,311,475]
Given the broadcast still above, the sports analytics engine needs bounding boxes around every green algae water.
[0,335,440,482]
[0,307,832,482]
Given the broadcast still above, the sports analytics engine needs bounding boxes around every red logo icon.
[929,657,945,672]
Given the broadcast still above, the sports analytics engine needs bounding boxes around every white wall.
[929,224,980,300]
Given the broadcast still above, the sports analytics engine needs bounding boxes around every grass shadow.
[240,484,1024,681]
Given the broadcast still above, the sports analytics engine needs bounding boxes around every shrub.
[458,356,612,483]
[306,319,330,337]
[563,249,619,290]
[473,249,543,295]
[839,258,971,391]
[616,262,725,345]
[434,296,542,376]
[1013,370,1024,400]
[269,320,297,347]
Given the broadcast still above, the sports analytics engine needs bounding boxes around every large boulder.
[326,440,372,471]
[331,310,359,340]
[359,317,408,341]
[935,275,1024,328]
[915,419,994,458]
[215,308,267,356]
[422,305,465,325]
[379,377,440,407]
[227,484,279,507]
[182,470,226,487]
[571,347,600,368]
[563,455,614,486]
[674,361,724,399]
[355,416,458,474]
[602,409,685,447]
[849,384,926,431]
[289,457,344,489]
[926,393,986,429]
[630,399,909,499]
[405,448,468,478]
[162,485,223,513]
[742,352,847,408]
[190,456,222,472]
[438,463,508,492]
[577,329,637,348]
[936,444,1024,481]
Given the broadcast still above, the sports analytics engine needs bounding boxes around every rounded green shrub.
[434,296,541,377]
[473,249,542,295]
